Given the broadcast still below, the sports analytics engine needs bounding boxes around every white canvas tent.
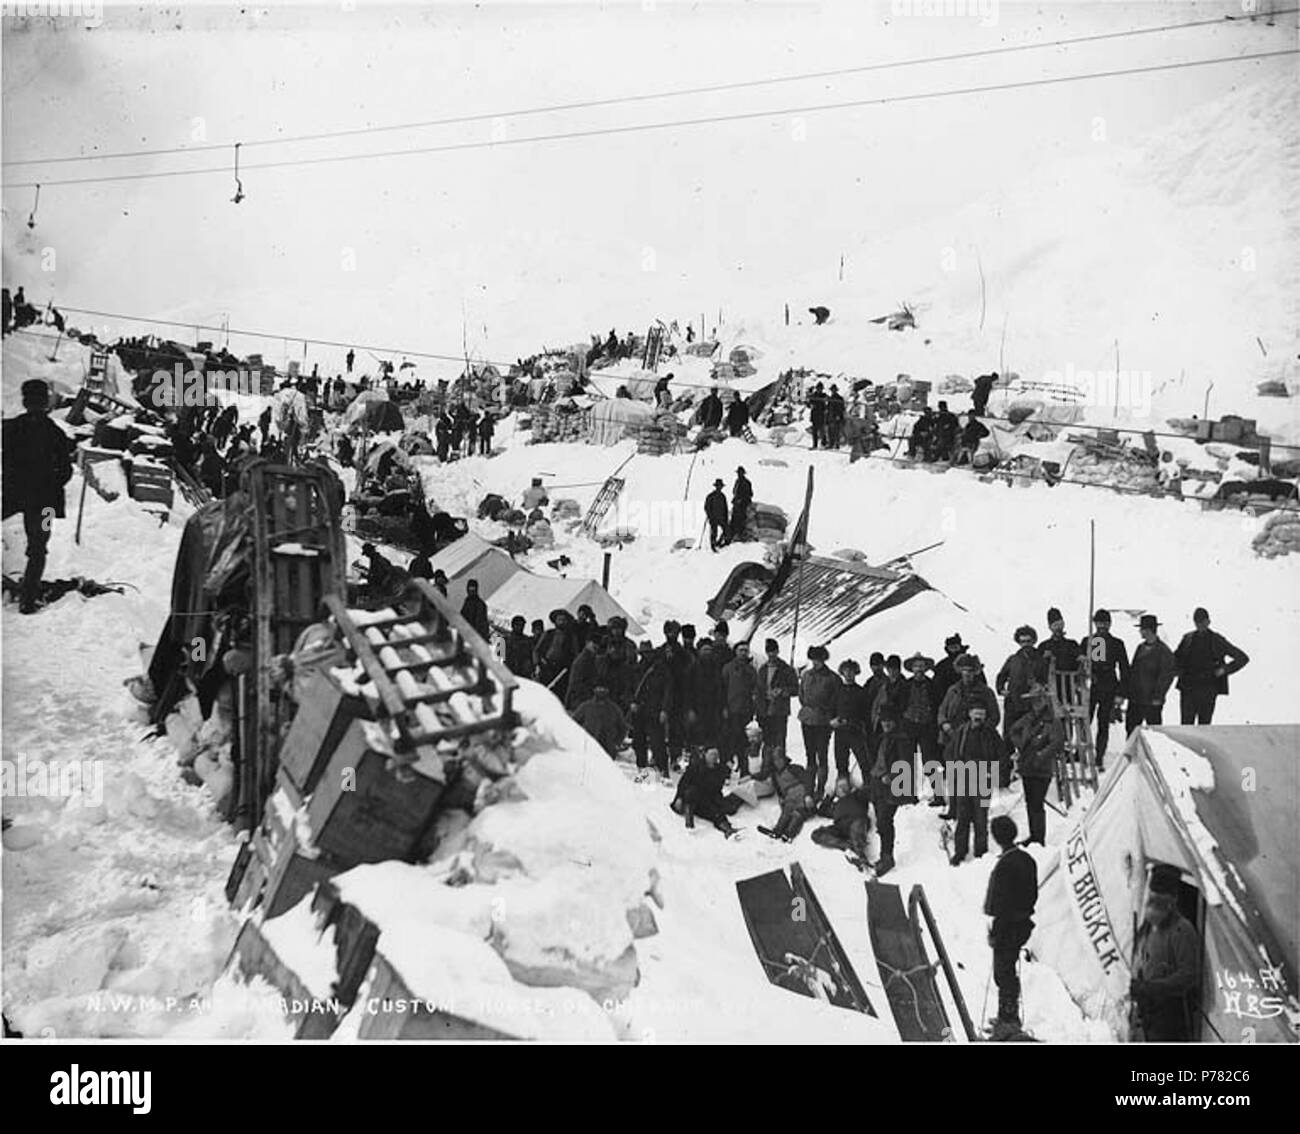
[424,533,519,610]
[1034,724,1299,1044]
[487,572,644,636]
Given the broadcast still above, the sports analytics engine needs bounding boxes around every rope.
[877,957,939,1038]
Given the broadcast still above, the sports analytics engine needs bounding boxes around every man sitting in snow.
[765,749,815,841]
[811,777,873,861]
[671,747,736,836]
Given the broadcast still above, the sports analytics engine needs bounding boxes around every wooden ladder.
[581,476,625,535]
[237,463,348,832]
[1046,660,1098,809]
[323,580,518,756]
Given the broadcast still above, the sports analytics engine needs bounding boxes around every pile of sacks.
[1251,509,1300,558]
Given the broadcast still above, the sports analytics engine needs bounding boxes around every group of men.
[434,403,496,462]
[695,387,752,438]
[907,400,989,464]
[806,382,847,449]
[703,467,753,550]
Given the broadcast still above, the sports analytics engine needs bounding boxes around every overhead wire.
[5,9,1292,170]
[2,48,1294,190]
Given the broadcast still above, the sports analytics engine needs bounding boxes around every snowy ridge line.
[6,48,1296,190]
[9,9,1287,169]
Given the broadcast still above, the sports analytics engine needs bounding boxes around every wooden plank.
[865,881,948,1041]
[278,670,372,795]
[356,954,519,1041]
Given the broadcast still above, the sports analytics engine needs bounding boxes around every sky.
[2,0,1295,372]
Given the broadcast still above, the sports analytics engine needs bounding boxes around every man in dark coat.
[831,658,871,783]
[1039,606,1082,703]
[908,407,934,459]
[689,639,726,751]
[1131,865,1200,1042]
[720,640,758,775]
[948,703,1004,864]
[408,548,434,580]
[972,371,997,415]
[730,467,753,542]
[931,400,960,461]
[704,479,729,552]
[798,644,841,801]
[565,634,606,710]
[807,382,827,448]
[811,779,873,861]
[825,385,846,448]
[698,388,724,430]
[932,633,967,706]
[954,413,989,465]
[536,609,578,688]
[672,747,736,835]
[1126,615,1176,733]
[476,410,495,456]
[725,395,750,438]
[984,815,1038,1037]
[572,684,626,757]
[2,380,74,613]
[503,615,535,680]
[867,708,913,875]
[1173,607,1249,725]
[1082,609,1130,769]
[996,626,1047,755]
[630,640,671,778]
[754,638,798,778]
[767,749,814,841]
[1010,682,1063,846]
[459,578,491,641]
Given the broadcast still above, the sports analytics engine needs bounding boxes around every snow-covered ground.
[2,34,1298,1041]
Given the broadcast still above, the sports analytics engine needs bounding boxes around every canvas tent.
[487,572,643,636]
[423,532,519,610]
[588,397,656,445]
[1034,725,1299,1044]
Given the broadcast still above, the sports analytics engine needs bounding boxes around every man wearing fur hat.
[932,633,968,705]
[1131,864,1200,1041]
[902,652,940,805]
[3,379,74,614]
[1083,609,1130,770]
[1173,607,1249,726]
[1039,606,1082,703]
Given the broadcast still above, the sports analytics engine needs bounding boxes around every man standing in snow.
[798,644,841,802]
[807,382,827,448]
[1173,607,1249,725]
[1039,606,1082,703]
[867,708,912,876]
[1010,682,1063,847]
[697,387,724,430]
[720,640,757,774]
[825,384,846,448]
[971,372,996,416]
[459,578,491,642]
[754,638,798,778]
[1126,614,1176,734]
[931,400,960,462]
[704,479,729,551]
[572,683,627,758]
[907,406,934,460]
[932,634,968,706]
[630,640,671,780]
[1083,609,1130,770]
[996,626,1047,764]
[730,467,753,543]
[984,815,1038,1038]
[948,703,1004,865]
[725,395,750,438]
[2,380,73,614]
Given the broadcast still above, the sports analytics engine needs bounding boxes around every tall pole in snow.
[788,467,815,666]
[1113,340,1120,419]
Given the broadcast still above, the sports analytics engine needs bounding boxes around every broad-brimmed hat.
[904,652,934,674]
[1138,614,1160,632]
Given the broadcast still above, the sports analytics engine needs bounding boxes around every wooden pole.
[1086,518,1096,787]
[787,467,815,665]
[602,551,612,590]
[1113,340,1120,418]
[74,458,89,545]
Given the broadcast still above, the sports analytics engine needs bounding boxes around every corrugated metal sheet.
[746,556,929,647]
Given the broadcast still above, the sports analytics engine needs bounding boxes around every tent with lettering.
[1033,725,1299,1043]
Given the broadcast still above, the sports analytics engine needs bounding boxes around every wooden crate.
[278,670,372,796]
[305,720,445,865]
[356,953,518,1041]
[225,921,343,1040]
[309,884,381,1009]
[263,829,344,919]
